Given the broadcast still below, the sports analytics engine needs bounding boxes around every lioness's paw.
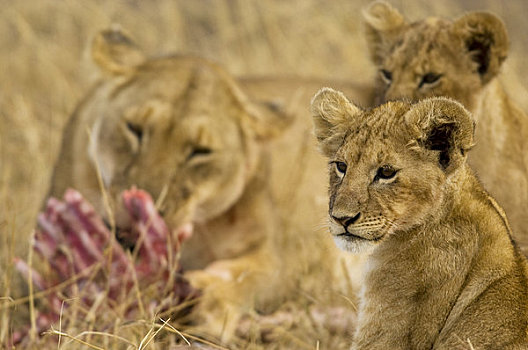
[188,290,242,343]
[185,268,231,291]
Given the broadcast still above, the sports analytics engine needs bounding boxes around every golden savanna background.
[1,0,527,348]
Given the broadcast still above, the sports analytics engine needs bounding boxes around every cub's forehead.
[385,18,458,64]
[357,101,410,135]
[337,102,411,156]
[403,18,451,44]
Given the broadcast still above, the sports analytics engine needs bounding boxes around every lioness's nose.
[332,212,361,228]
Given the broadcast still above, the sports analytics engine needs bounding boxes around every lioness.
[311,87,528,349]
[48,29,373,341]
[363,1,528,253]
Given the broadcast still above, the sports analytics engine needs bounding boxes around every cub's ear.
[405,97,475,174]
[452,12,508,84]
[92,27,145,76]
[311,87,362,157]
[363,1,407,65]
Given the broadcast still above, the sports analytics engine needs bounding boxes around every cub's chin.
[332,232,378,254]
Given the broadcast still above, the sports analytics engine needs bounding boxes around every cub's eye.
[334,161,347,178]
[376,165,397,180]
[187,146,212,160]
[419,73,442,88]
[380,69,392,85]
[126,122,143,141]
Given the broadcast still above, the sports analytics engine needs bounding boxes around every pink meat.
[12,188,199,346]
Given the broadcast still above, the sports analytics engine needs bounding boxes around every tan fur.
[363,2,528,254]
[312,88,528,349]
[48,29,374,341]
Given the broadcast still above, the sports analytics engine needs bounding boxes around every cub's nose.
[332,212,361,228]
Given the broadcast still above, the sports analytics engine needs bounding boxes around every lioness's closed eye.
[312,87,528,349]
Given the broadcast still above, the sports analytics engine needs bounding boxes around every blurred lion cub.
[312,88,528,349]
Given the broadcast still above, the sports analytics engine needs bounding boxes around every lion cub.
[312,88,528,349]
[363,2,528,254]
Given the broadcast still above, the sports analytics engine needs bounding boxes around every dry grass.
[1,0,527,348]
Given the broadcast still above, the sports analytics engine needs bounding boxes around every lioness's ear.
[311,87,362,157]
[363,1,407,65]
[452,12,508,84]
[225,78,293,141]
[241,101,293,141]
[92,27,145,76]
[405,97,475,174]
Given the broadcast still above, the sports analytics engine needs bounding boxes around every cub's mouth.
[335,231,383,242]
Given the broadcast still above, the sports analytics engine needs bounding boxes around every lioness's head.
[363,1,508,110]
[85,29,290,231]
[311,88,474,253]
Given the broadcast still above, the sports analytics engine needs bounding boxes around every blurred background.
[1,0,527,347]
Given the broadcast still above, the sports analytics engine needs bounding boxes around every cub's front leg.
[351,285,413,350]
